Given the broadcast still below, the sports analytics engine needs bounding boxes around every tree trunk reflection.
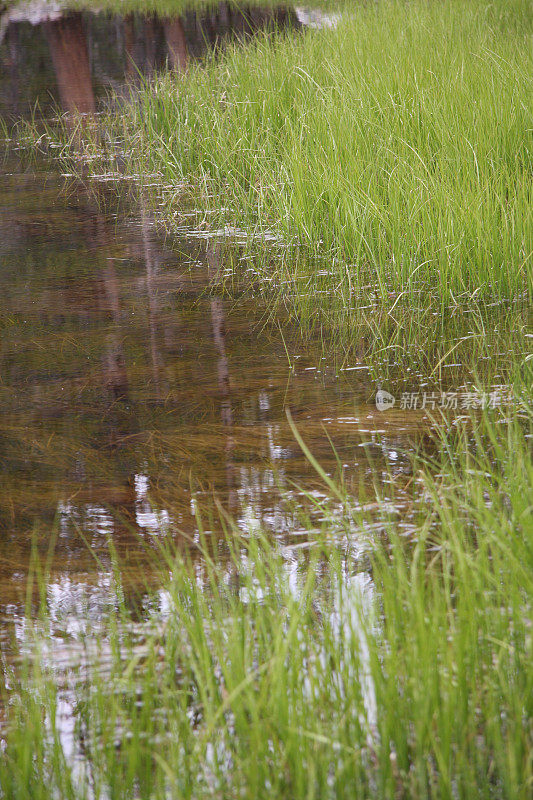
[43,13,95,114]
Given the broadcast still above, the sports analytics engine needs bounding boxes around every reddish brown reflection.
[1,4,300,117]
[43,13,95,114]
[164,16,189,72]
[123,13,137,79]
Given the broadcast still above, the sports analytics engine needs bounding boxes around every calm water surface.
[0,147,427,637]
[0,3,526,658]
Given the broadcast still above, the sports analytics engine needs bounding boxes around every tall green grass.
[1,398,532,799]
[118,0,532,300]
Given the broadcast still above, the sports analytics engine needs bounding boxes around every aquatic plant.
[1,393,532,799]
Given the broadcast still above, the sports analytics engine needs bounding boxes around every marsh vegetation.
[0,1,531,798]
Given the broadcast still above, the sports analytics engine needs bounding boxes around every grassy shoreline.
[113,0,532,302]
[1,404,532,799]
[2,3,532,797]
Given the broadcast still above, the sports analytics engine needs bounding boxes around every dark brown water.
[0,147,427,636]
[0,3,527,655]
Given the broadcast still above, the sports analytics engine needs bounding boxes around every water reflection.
[44,13,96,113]
[0,148,431,642]
[0,2,526,670]
[163,15,189,72]
[0,3,299,117]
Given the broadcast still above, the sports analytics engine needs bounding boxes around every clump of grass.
[1,396,531,799]
[118,0,532,301]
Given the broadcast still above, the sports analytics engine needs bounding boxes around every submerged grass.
[2,4,532,797]
[1,388,532,799]
[115,0,532,301]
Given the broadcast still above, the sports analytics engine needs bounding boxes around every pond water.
[1,3,302,118]
[1,144,428,640]
[0,3,527,654]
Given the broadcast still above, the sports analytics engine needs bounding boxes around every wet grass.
[113,0,532,302]
[2,4,532,796]
[1,392,532,799]
[15,0,531,372]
